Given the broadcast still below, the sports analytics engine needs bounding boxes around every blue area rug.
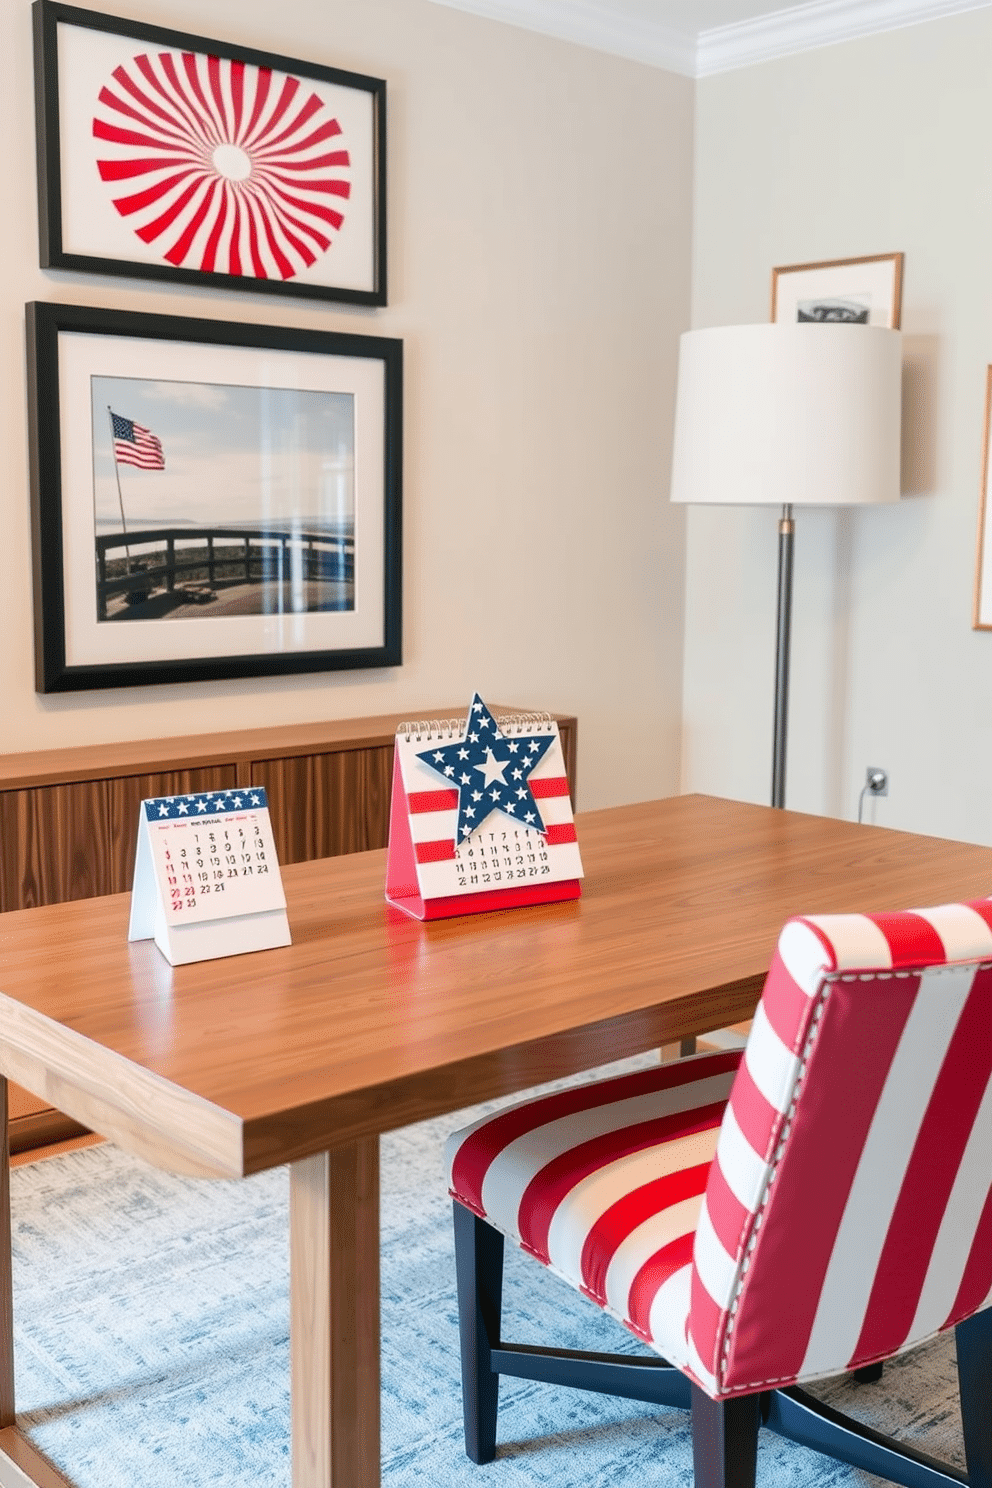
[10,1057,966,1487]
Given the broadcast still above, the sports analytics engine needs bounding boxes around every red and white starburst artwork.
[92,52,351,281]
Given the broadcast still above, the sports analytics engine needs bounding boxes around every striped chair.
[446,901,992,1486]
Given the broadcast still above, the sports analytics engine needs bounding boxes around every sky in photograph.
[91,376,355,535]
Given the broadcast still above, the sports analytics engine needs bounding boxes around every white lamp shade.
[669,323,902,507]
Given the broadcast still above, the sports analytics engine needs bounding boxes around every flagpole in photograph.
[107,405,132,574]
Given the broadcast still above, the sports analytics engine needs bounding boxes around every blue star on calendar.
[416,693,555,842]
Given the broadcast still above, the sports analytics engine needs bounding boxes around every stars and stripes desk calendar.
[128,788,291,965]
[385,694,583,921]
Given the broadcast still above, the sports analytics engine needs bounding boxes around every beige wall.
[1,0,693,810]
[686,11,992,842]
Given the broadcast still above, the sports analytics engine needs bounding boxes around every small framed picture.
[33,0,386,305]
[974,367,992,631]
[27,302,403,692]
[771,252,904,328]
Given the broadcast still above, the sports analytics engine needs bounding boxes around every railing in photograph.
[94,527,354,619]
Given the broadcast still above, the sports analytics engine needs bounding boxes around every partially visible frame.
[33,0,386,305]
[27,302,402,692]
[771,252,904,328]
[974,367,992,630]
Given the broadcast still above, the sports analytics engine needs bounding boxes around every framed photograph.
[974,367,992,631]
[33,1,386,305]
[771,252,904,328]
[27,302,402,692]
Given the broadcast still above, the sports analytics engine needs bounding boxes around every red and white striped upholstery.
[446,900,992,1401]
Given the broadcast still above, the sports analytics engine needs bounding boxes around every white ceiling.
[425,0,992,75]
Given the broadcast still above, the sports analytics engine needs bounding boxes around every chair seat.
[446,1050,743,1372]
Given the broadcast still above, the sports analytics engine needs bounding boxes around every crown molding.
[425,0,992,76]
[698,0,992,75]
[423,0,697,75]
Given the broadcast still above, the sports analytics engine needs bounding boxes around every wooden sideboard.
[0,704,577,1154]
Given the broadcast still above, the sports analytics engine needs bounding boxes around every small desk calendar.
[128,787,291,966]
[385,694,583,921]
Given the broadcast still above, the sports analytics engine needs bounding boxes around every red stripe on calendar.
[408,789,459,813]
[530,776,570,799]
[416,839,457,864]
[544,823,577,845]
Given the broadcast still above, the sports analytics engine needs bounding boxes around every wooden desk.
[2,794,992,1488]
[0,705,576,1156]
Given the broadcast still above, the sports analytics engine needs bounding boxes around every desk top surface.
[2,794,991,1179]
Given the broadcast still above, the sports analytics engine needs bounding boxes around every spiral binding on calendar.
[396,710,554,743]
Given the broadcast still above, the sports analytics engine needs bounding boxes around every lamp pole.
[771,503,794,809]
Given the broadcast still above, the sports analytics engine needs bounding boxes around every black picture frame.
[27,301,402,692]
[33,0,387,305]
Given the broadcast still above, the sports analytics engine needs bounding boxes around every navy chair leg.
[957,1307,992,1488]
[691,1385,761,1488]
[453,1202,505,1464]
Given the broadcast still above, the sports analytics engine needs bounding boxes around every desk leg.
[1,1079,13,1429]
[0,1079,76,1486]
[290,1139,380,1488]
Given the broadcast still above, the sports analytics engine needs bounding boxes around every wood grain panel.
[321,746,393,855]
[8,1109,89,1158]
[6,1004,67,1162]
[107,767,237,894]
[250,755,326,865]
[0,782,112,913]
[290,1141,379,1487]
[253,747,393,864]
[0,1002,243,1179]
[6,1086,46,1123]
[0,1427,74,1487]
[5,1082,87,1159]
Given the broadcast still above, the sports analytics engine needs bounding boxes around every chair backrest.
[687,900,992,1399]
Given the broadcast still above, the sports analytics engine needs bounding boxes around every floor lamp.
[669,323,902,809]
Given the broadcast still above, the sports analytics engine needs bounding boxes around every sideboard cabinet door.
[251,746,393,864]
[0,782,113,912]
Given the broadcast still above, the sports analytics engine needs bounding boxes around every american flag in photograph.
[111,411,165,470]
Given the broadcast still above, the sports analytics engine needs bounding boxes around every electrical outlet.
[865,767,889,798]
